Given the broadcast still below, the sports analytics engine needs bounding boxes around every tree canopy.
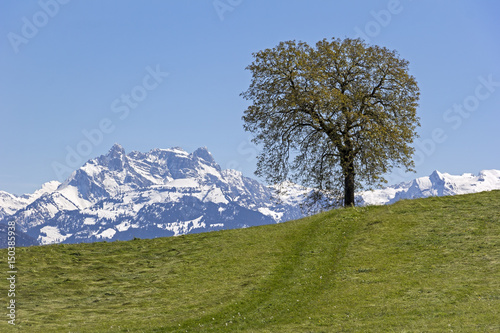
[242,37,420,207]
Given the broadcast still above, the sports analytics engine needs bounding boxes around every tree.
[241,38,420,207]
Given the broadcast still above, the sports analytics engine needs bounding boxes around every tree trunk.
[343,159,355,207]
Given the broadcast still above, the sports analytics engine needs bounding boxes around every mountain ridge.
[359,169,500,205]
[0,145,305,246]
[1,144,499,247]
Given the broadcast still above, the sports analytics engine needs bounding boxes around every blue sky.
[1,0,499,195]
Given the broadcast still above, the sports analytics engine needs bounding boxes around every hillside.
[1,191,499,332]
[2,143,499,247]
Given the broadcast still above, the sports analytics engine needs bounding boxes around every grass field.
[1,191,499,332]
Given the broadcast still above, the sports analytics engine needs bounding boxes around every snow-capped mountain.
[0,144,305,246]
[359,169,500,206]
[0,181,60,220]
[0,143,499,248]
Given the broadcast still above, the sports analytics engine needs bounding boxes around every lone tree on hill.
[242,38,420,207]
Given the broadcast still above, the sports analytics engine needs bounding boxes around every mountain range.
[1,144,499,247]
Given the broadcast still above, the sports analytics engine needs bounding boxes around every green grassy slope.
[1,191,499,332]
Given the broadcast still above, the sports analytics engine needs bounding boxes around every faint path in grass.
[166,208,364,332]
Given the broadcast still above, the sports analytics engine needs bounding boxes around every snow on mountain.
[359,169,500,206]
[29,180,62,201]
[0,180,61,219]
[0,191,25,219]
[1,143,498,248]
[0,144,303,246]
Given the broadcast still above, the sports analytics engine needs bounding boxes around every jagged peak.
[171,146,186,152]
[192,147,215,164]
[34,180,61,195]
[429,170,445,181]
[97,143,128,172]
[150,147,188,156]
[107,143,126,157]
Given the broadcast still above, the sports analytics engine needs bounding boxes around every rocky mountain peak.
[108,143,126,156]
[98,143,128,171]
[192,147,215,164]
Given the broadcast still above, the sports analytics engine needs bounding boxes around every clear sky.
[1,0,499,195]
